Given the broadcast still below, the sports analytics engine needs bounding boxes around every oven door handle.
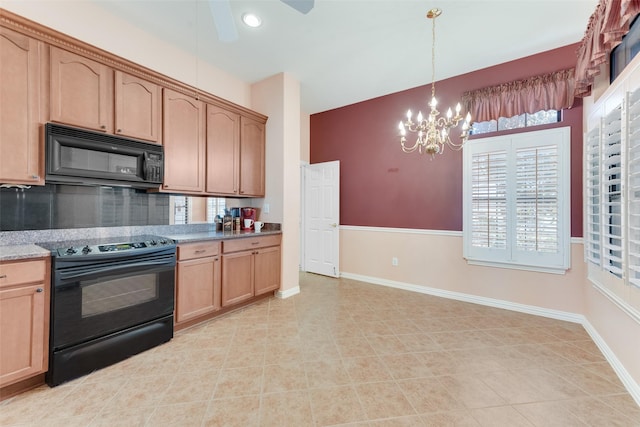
[58,259,174,282]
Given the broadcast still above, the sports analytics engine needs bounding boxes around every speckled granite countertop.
[0,223,282,261]
[166,229,281,244]
[0,244,51,262]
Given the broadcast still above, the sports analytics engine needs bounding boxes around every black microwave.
[45,123,163,189]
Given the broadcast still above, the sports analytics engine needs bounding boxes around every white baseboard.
[275,286,300,299]
[340,271,640,406]
[340,272,583,323]
[582,320,640,406]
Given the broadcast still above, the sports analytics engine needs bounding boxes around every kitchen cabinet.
[206,106,266,197]
[253,245,281,296]
[114,71,162,143]
[0,258,50,388]
[175,242,221,325]
[239,116,266,197]
[221,234,281,307]
[0,27,45,185]
[206,104,240,195]
[162,88,206,194]
[50,48,161,142]
[50,46,113,133]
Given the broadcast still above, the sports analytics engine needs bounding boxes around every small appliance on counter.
[241,207,257,230]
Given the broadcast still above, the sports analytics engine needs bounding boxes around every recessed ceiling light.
[242,13,262,28]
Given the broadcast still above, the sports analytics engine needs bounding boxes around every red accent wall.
[311,44,584,237]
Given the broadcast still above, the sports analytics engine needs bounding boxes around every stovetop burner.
[39,235,174,258]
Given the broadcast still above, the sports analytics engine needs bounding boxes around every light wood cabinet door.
[206,104,239,195]
[0,27,44,185]
[114,71,161,143]
[0,284,47,387]
[254,245,281,296]
[221,251,253,307]
[162,88,205,193]
[175,256,221,324]
[50,46,113,133]
[239,116,265,196]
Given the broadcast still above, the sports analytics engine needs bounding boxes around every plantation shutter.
[207,199,216,223]
[206,198,227,223]
[602,105,623,278]
[515,145,559,253]
[628,88,640,287]
[470,150,508,250]
[585,126,602,266]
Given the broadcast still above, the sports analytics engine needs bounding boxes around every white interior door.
[303,161,340,277]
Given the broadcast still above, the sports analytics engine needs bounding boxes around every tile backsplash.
[0,184,170,232]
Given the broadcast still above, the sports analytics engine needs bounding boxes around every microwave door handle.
[57,259,174,283]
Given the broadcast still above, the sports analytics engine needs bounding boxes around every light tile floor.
[2,272,639,426]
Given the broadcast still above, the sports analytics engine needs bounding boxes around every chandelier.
[398,8,471,157]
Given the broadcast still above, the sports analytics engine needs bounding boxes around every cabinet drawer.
[222,234,281,253]
[177,242,221,261]
[0,260,46,289]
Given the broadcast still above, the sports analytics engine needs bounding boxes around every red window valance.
[575,0,640,97]
[462,69,576,123]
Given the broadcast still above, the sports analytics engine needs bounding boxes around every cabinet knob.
[194,249,206,254]
[100,125,106,130]
[36,288,43,293]
[31,175,39,180]
[116,129,122,133]
[0,275,6,279]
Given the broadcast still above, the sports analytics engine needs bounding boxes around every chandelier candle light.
[398,8,471,157]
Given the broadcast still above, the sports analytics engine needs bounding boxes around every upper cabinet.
[49,47,113,133]
[206,104,240,195]
[0,27,45,185]
[114,71,161,143]
[205,105,266,197]
[239,116,266,197]
[163,88,205,194]
[50,48,161,143]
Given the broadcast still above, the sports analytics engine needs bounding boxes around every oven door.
[51,252,175,350]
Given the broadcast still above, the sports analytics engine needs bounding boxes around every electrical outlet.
[263,203,270,214]
[392,257,398,266]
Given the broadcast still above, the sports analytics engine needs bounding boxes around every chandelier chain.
[397,8,471,158]
[431,11,436,101]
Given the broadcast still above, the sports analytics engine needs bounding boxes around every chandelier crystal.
[398,8,471,157]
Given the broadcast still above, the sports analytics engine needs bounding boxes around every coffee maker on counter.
[241,207,257,230]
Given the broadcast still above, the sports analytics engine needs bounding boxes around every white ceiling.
[93,0,598,114]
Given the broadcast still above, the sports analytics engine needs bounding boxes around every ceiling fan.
[208,0,315,42]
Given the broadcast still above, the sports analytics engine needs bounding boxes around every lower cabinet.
[0,258,50,388]
[220,251,254,307]
[174,234,281,326]
[222,234,282,307]
[175,242,221,325]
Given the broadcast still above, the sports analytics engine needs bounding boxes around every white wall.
[340,228,586,315]
[251,73,301,295]
[300,112,310,163]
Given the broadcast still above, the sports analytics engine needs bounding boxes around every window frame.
[463,126,571,274]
